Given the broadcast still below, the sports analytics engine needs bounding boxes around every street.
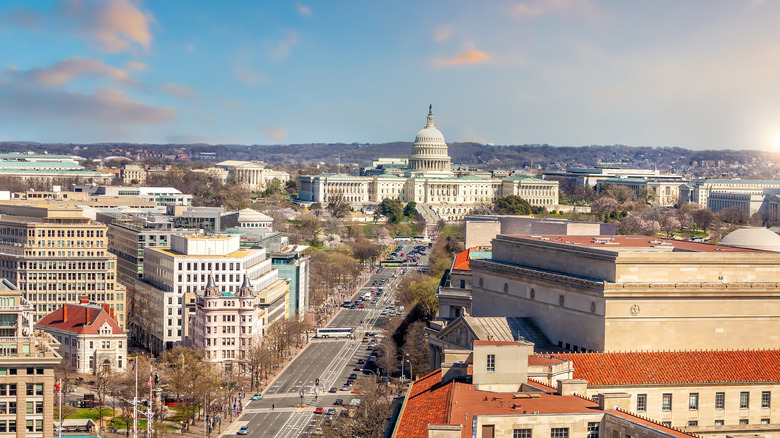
[229,242,427,437]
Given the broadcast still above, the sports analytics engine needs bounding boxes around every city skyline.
[1,0,780,150]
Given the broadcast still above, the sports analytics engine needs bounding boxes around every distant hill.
[1,141,779,178]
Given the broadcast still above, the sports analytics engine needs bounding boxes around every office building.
[0,205,126,329]
[133,234,284,354]
[0,279,61,438]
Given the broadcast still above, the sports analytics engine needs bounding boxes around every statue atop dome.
[429,104,432,116]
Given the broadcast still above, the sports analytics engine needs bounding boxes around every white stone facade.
[298,108,559,220]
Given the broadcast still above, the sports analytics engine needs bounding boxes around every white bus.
[315,327,354,339]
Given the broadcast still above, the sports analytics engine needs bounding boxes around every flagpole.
[133,360,138,438]
[58,379,62,438]
[148,366,153,438]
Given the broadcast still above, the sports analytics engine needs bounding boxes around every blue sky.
[1,0,780,150]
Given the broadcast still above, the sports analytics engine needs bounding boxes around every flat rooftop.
[507,235,756,253]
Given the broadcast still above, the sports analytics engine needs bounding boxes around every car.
[313,427,324,435]
[237,426,248,435]
[349,373,357,379]
[359,304,364,308]
[334,398,343,405]
[353,366,361,371]
[341,385,350,391]
[352,387,362,394]
[350,398,362,405]
[366,345,373,350]
[314,407,324,414]
[327,408,336,415]
[328,387,337,393]
[357,359,365,364]
[346,379,354,385]
[250,393,263,400]
[361,337,369,342]
[381,310,388,315]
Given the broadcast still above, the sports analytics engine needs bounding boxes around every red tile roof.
[528,355,568,366]
[509,235,757,252]
[452,248,471,271]
[393,370,696,438]
[549,350,780,386]
[393,369,452,438]
[36,304,124,335]
[474,340,525,346]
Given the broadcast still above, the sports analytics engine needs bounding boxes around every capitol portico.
[298,107,559,220]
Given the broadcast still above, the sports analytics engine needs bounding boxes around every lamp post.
[404,354,413,382]
[364,369,378,383]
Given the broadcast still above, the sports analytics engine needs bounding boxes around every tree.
[401,321,430,380]
[718,206,747,225]
[326,192,351,218]
[403,201,417,218]
[591,197,619,215]
[160,347,215,431]
[494,195,532,215]
[285,179,298,195]
[350,238,380,264]
[379,198,404,224]
[691,208,716,234]
[261,178,283,196]
[323,378,395,438]
[600,184,637,204]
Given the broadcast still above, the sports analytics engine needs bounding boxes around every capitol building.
[299,107,559,220]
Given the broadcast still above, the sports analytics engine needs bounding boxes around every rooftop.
[548,350,780,386]
[36,303,123,335]
[394,370,696,438]
[508,235,756,253]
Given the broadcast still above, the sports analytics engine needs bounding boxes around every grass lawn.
[166,406,200,422]
[67,408,115,420]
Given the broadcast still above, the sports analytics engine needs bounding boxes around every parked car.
[314,407,324,414]
[327,408,336,415]
[349,373,357,379]
[237,426,248,435]
[341,385,350,391]
[356,359,365,364]
[334,398,343,406]
[328,387,337,393]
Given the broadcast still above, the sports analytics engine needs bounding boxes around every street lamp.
[364,369,379,383]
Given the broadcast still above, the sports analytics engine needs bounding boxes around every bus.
[316,327,354,339]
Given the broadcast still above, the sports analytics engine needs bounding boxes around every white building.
[189,275,266,370]
[133,234,283,354]
[36,303,127,375]
[214,161,290,192]
[298,107,559,221]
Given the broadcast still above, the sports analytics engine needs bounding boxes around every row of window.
[0,368,44,377]
[177,262,246,272]
[35,229,103,238]
[683,419,771,426]
[510,426,590,438]
[19,261,112,270]
[644,391,771,412]
[0,383,42,397]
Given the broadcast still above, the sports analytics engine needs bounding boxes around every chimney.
[62,305,68,322]
[557,379,588,396]
[101,303,109,313]
[85,307,90,325]
[598,393,632,412]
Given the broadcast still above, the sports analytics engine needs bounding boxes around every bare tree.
[322,378,395,438]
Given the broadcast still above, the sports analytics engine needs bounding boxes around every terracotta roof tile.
[452,249,471,271]
[36,304,124,335]
[548,350,780,386]
[394,370,452,438]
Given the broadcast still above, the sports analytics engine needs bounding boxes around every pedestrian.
[272,403,274,410]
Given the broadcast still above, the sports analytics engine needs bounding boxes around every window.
[587,422,599,438]
[687,421,698,427]
[689,393,699,410]
[715,420,724,426]
[739,419,749,425]
[662,393,672,411]
[550,428,568,438]
[715,392,725,410]
[740,392,750,409]
[762,391,771,408]
[637,394,647,411]
[612,431,620,438]
[514,429,532,438]
[661,422,671,427]
[762,419,770,425]
[486,354,495,372]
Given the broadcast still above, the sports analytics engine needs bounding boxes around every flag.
[148,372,153,387]
[54,383,61,392]
[131,359,136,371]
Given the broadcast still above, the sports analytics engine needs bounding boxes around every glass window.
[587,422,599,438]
[687,421,698,427]
[551,428,568,438]
[761,419,770,425]
[715,420,724,426]
[739,419,749,425]
[637,394,647,411]
[486,354,495,372]
[715,392,725,410]
[7,420,14,432]
[662,393,672,411]
[612,431,620,438]
[661,422,671,427]
[689,393,699,410]
[514,429,532,438]
[740,392,750,409]
[762,391,771,408]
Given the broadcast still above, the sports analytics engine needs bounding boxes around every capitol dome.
[718,227,780,252]
[407,105,452,177]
